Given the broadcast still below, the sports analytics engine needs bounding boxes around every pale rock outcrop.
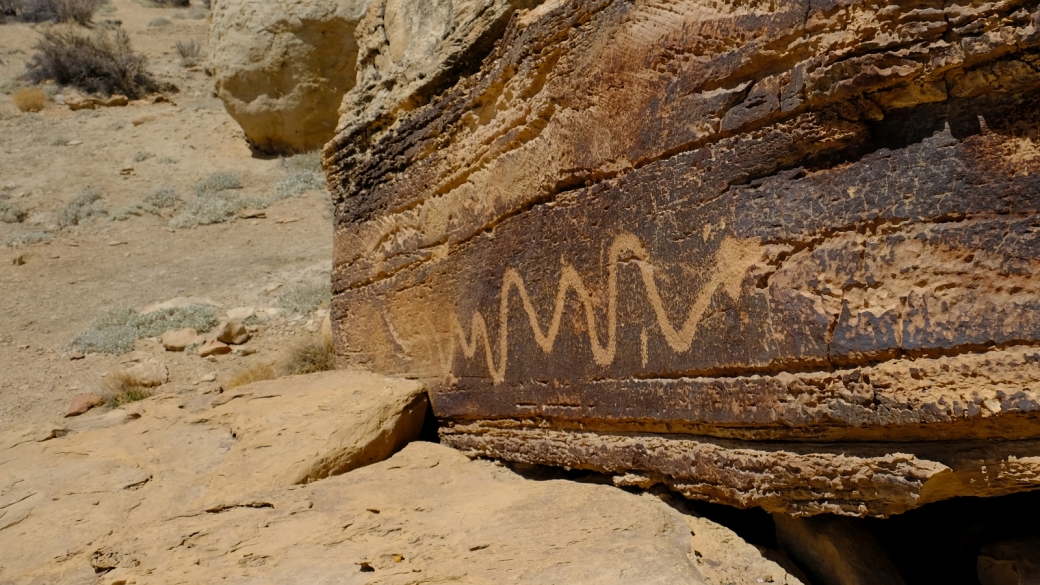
[209,0,373,154]
[327,0,546,167]
[0,371,801,584]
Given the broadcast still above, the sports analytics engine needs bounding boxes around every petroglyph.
[454,234,760,382]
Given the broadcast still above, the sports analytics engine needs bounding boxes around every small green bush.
[0,201,27,223]
[51,136,69,146]
[71,304,217,354]
[274,152,324,200]
[175,39,203,66]
[58,188,106,227]
[103,371,153,407]
[277,282,331,315]
[3,0,103,25]
[147,16,168,26]
[156,156,177,164]
[132,150,153,162]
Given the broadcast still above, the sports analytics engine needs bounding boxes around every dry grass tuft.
[283,336,336,376]
[12,87,46,112]
[102,370,153,408]
[226,363,278,390]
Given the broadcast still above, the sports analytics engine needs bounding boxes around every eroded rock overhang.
[325,0,1040,517]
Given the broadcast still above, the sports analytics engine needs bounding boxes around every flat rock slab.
[325,0,1040,515]
[0,376,800,585]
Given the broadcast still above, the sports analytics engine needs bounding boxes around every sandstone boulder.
[217,320,250,345]
[326,0,1040,516]
[209,0,372,154]
[198,339,231,357]
[64,392,104,417]
[161,327,197,351]
[0,371,802,584]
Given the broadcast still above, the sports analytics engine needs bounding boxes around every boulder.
[208,0,372,154]
[198,339,232,357]
[325,0,1040,516]
[0,370,802,584]
[123,359,169,387]
[216,320,250,345]
[161,327,198,351]
[64,392,104,417]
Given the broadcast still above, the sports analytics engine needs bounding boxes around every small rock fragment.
[199,340,232,357]
[65,392,105,417]
[162,328,199,352]
[131,115,155,126]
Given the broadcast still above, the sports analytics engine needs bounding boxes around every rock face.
[209,0,372,154]
[328,0,546,172]
[0,372,801,585]
[326,0,1040,517]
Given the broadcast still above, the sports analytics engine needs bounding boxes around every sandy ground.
[0,0,334,427]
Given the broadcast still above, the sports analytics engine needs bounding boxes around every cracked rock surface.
[324,0,1040,516]
[0,371,799,585]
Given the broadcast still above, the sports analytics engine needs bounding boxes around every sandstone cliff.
[325,0,1040,517]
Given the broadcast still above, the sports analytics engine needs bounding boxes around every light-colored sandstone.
[198,339,231,357]
[64,392,104,417]
[209,0,372,154]
[161,327,198,351]
[0,371,800,584]
[217,320,250,345]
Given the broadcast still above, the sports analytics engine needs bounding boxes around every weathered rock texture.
[326,0,1040,517]
[209,0,372,154]
[330,0,546,170]
[0,372,800,585]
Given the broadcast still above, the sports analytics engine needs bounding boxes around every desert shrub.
[226,362,277,389]
[142,184,179,208]
[111,185,180,221]
[102,371,153,408]
[146,16,168,26]
[51,136,69,145]
[175,39,203,66]
[4,0,103,24]
[169,172,269,228]
[172,6,204,19]
[1,79,22,95]
[26,26,159,99]
[151,0,188,6]
[194,172,241,196]
[71,304,217,354]
[0,201,27,223]
[277,282,331,315]
[273,151,324,200]
[156,156,177,164]
[3,231,50,247]
[12,87,45,112]
[58,188,106,226]
[282,336,336,375]
[132,150,152,162]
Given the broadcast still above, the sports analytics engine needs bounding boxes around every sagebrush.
[58,188,106,227]
[226,363,277,389]
[26,26,159,99]
[71,304,217,354]
[277,282,331,315]
[2,0,103,24]
[0,201,27,223]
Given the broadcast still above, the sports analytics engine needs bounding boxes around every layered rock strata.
[325,0,1040,516]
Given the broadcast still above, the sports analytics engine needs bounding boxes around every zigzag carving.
[453,233,758,382]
